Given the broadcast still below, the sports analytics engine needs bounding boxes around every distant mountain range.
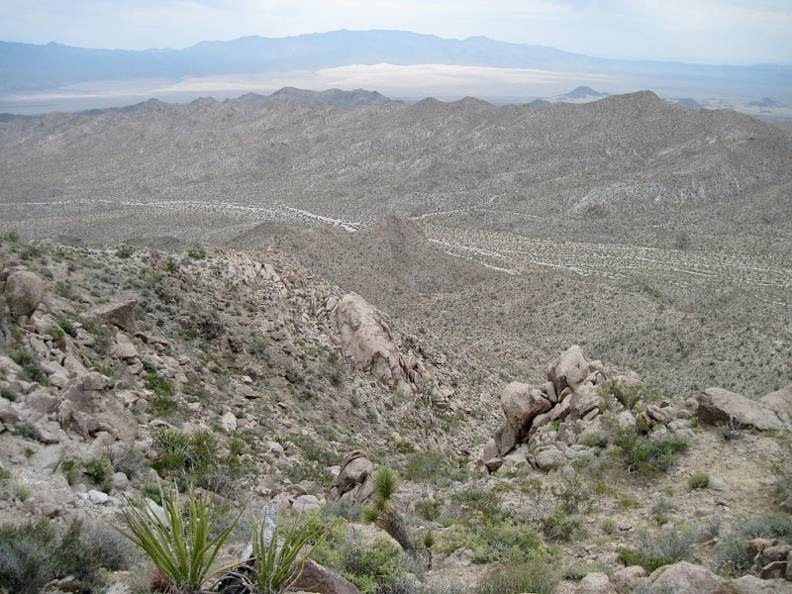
[1,30,790,114]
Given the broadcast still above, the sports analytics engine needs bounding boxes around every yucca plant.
[247,511,326,593]
[115,484,241,593]
[362,466,416,554]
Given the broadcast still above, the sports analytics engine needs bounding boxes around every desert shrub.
[476,556,561,594]
[688,472,710,490]
[619,493,639,508]
[313,519,406,594]
[614,430,690,477]
[540,509,588,543]
[715,533,753,576]
[61,457,82,486]
[616,525,696,573]
[437,512,550,564]
[742,512,792,541]
[56,316,78,338]
[110,447,149,479]
[651,498,673,525]
[563,560,612,580]
[321,500,363,522]
[415,498,443,521]
[115,244,136,259]
[715,512,792,577]
[0,518,128,594]
[0,386,17,402]
[57,519,131,592]
[83,457,114,493]
[449,486,503,525]
[599,517,618,534]
[404,450,450,486]
[0,520,57,594]
[9,348,49,385]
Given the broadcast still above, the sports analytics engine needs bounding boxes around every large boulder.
[760,383,792,428]
[331,293,412,395]
[648,561,724,594]
[58,372,138,443]
[698,388,786,432]
[3,270,46,319]
[327,450,374,504]
[292,559,361,594]
[500,382,552,441]
[88,300,139,333]
[547,345,590,395]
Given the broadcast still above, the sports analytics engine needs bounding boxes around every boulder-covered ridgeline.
[1,89,791,593]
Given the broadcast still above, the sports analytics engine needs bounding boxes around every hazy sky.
[1,0,790,65]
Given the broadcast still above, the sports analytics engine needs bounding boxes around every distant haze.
[1,31,790,115]
[1,0,791,65]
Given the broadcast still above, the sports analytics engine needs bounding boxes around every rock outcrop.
[58,372,138,444]
[3,269,46,320]
[327,450,374,504]
[331,292,431,396]
[698,387,787,432]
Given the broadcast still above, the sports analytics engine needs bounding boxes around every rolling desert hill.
[0,89,790,400]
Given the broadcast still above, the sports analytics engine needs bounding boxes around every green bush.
[617,525,696,573]
[476,557,561,594]
[614,430,690,477]
[563,560,612,580]
[313,519,406,594]
[415,498,443,521]
[0,518,129,594]
[0,386,18,402]
[688,472,710,490]
[57,519,131,592]
[9,349,49,385]
[0,521,57,594]
[83,457,114,493]
[599,517,618,534]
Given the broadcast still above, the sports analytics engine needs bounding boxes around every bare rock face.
[648,561,724,594]
[547,345,590,395]
[58,372,138,443]
[331,292,413,394]
[3,270,46,319]
[327,450,374,503]
[292,559,362,594]
[573,572,616,594]
[698,387,786,432]
[88,300,139,333]
[612,566,648,594]
[760,383,792,428]
[500,382,552,441]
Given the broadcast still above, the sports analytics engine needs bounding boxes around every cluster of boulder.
[478,345,792,475]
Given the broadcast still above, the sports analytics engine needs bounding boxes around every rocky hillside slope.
[0,90,790,401]
[1,236,792,594]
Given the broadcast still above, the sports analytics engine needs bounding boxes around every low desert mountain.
[0,88,791,594]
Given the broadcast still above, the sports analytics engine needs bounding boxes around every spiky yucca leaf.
[250,512,325,594]
[114,484,241,593]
